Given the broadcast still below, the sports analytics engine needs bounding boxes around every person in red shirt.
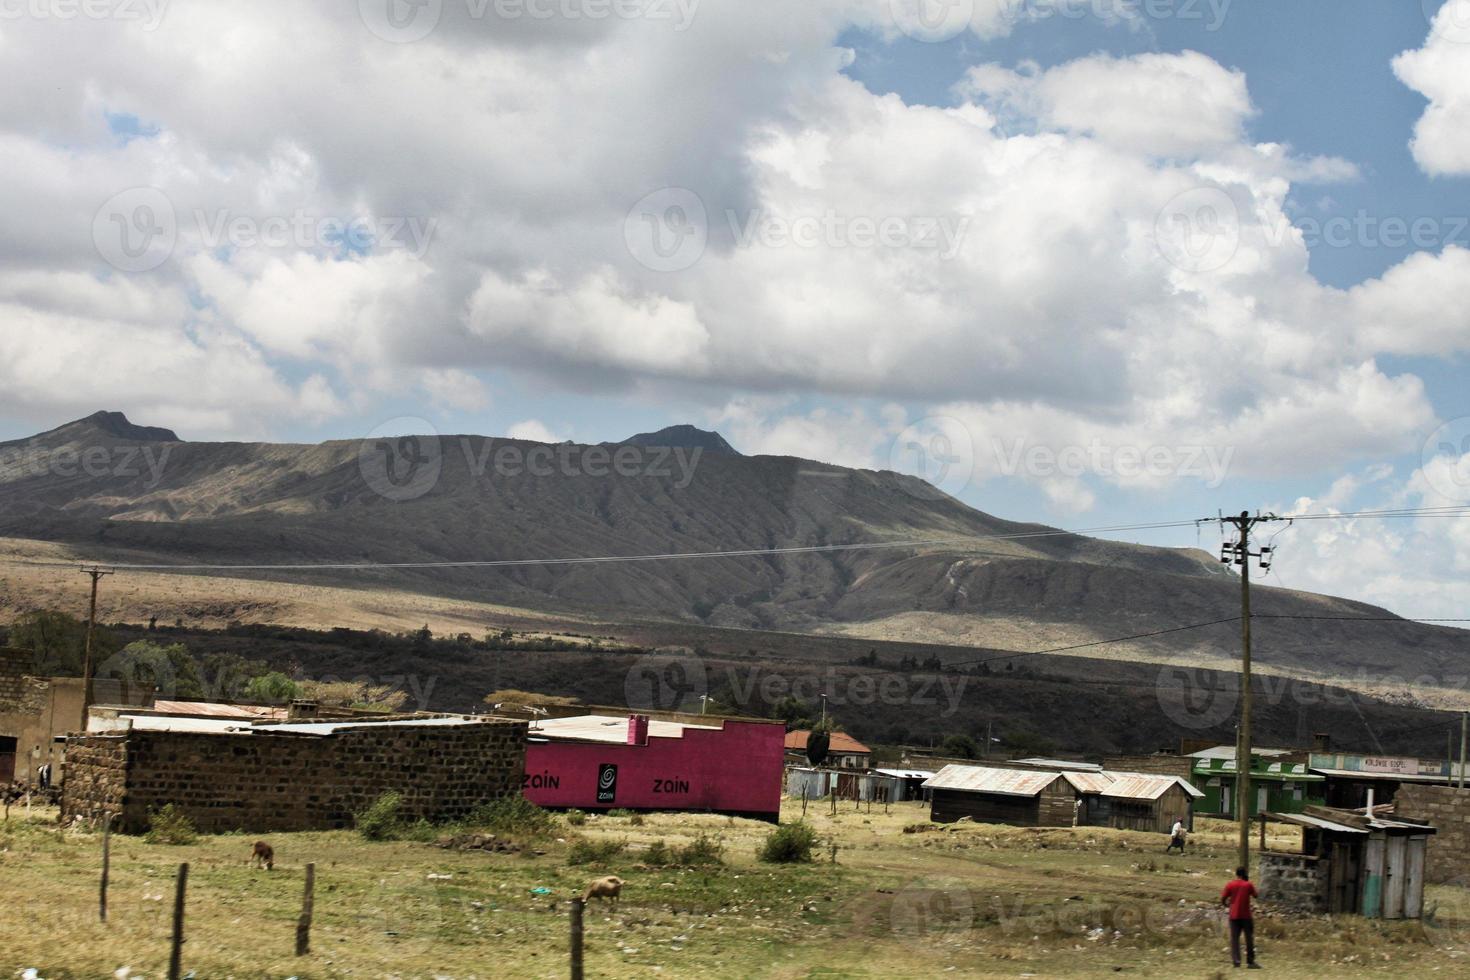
[1221,866,1260,968]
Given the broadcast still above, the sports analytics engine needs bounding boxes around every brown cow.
[251,841,275,870]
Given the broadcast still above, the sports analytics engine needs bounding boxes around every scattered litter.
[530,887,553,896]
[427,873,453,881]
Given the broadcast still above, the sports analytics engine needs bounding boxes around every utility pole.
[79,566,114,732]
[1459,713,1467,790]
[1216,511,1286,873]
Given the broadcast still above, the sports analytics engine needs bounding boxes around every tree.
[95,640,204,702]
[244,671,300,704]
[805,728,831,767]
[941,733,980,760]
[8,609,107,676]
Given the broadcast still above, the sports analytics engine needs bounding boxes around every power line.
[5,503,1470,574]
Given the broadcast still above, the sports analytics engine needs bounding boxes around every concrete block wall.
[61,720,528,834]
[1258,852,1326,912]
[1394,784,1470,883]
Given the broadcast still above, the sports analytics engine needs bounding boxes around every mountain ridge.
[0,412,1464,684]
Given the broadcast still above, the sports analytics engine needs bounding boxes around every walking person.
[1166,818,1187,854]
[1221,866,1260,969]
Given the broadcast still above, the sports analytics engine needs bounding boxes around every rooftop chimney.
[627,714,650,746]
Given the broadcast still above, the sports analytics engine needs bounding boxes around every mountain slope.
[0,412,1464,681]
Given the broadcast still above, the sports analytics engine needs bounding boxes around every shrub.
[607,809,632,818]
[566,809,587,827]
[567,838,626,866]
[466,797,556,840]
[645,840,672,866]
[759,821,820,864]
[675,832,723,866]
[629,813,646,827]
[355,791,404,841]
[145,804,198,846]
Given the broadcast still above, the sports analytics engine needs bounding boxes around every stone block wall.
[1394,784,1470,883]
[61,720,528,834]
[0,648,36,708]
[1257,852,1326,912]
[1102,755,1195,781]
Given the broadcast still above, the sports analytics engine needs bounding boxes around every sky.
[2,0,1470,615]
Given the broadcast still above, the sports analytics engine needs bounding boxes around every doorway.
[0,735,17,784]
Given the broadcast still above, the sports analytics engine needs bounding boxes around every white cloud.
[958,51,1253,157]
[0,1,1458,487]
[1268,455,1470,620]
[1394,1,1470,176]
[506,419,567,443]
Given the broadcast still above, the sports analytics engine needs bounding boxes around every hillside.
[0,411,1466,685]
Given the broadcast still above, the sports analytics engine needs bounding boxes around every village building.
[923,763,1203,831]
[784,729,872,769]
[1191,749,1325,817]
[520,712,785,822]
[1309,750,1469,809]
[61,714,527,834]
[1076,771,1203,834]
[0,647,83,787]
[1259,806,1436,918]
[924,764,1081,826]
[784,766,929,803]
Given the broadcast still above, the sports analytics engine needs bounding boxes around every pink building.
[521,713,786,822]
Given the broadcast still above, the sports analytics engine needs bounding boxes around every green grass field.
[2,800,1468,978]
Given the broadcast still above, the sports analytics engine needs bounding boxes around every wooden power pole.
[1217,511,1287,873]
[79,566,114,731]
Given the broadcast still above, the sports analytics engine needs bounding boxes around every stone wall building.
[1394,784,1470,884]
[61,716,528,834]
[0,647,83,785]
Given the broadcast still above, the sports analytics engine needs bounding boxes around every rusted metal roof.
[784,730,871,754]
[921,764,1062,797]
[1265,808,1436,835]
[151,700,287,720]
[1100,773,1205,801]
[1061,771,1115,794]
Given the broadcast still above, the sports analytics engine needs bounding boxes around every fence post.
[168,862,188,980]
[100,812,112,923]
[570,897,585,980]
[296,863,316,956]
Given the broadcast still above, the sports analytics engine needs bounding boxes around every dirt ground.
[1,799,1467,978]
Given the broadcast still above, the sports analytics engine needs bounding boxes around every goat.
[250,840,275,870]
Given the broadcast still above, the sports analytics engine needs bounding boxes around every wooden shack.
[923,764,1080,826]
[1260,806,1436,918]
[1095,772,1202,833]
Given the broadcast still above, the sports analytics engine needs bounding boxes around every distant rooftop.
[530,714,721,744]
[784,730,872,755]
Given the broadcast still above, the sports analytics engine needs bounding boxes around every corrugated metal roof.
[259,716,492,736]
[784,730,871,754]
[1265,809,1436,835]
[1101,773,1204,801]
[1015,758,1104,772]
[1188,745,1295,761]
[532,714,720,744]
[1310,767,1452,784]
[151,700,287,720]
[92,715,251,735]
[921,764,1062,797]
[1265,811,1369,834]
[1061,771,1115,794]
[876,768,934,780]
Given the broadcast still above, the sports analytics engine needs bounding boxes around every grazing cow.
[251,841,275,870]
[582,875,624,906]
